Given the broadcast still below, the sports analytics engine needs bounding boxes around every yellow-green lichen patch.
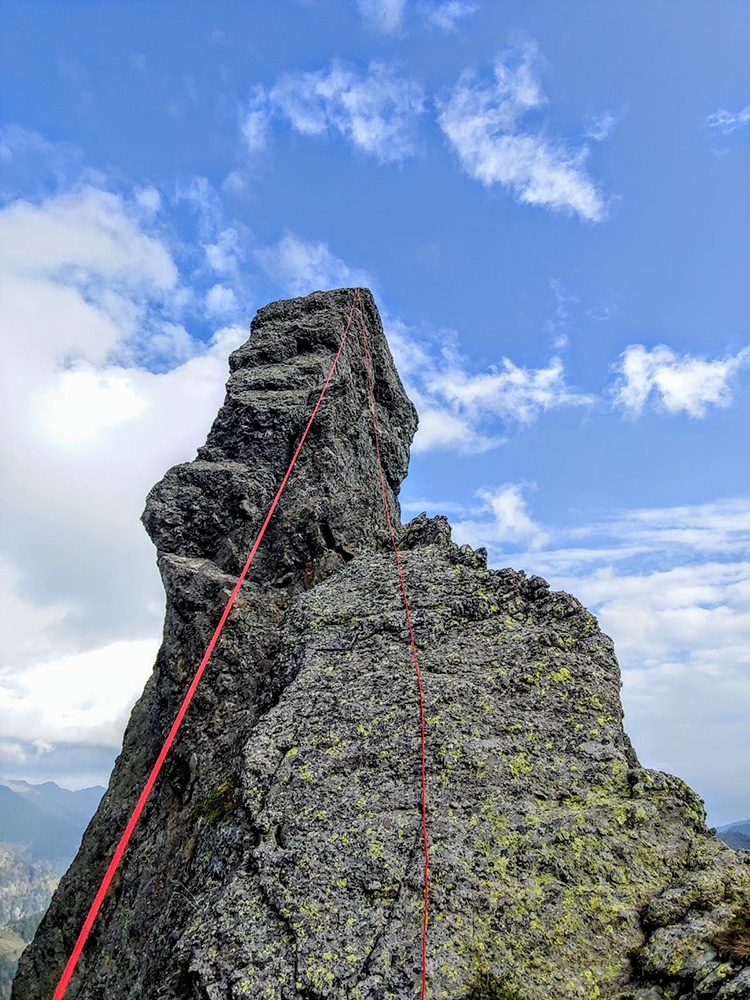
[550,667,572,684]
[508,752,533,778]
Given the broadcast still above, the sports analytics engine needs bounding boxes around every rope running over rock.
[355,287,430,1000]
[51,289,430,999]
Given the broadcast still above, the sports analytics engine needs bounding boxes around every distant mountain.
[0,841,61,998]
[0,779,104,866]
[717,818,750,835]
[0,778,104,922]
[719,830,750,850]
[715,818,750,851]
[0,780,104,998]
[0,779,103,837]
[0,787,80,865]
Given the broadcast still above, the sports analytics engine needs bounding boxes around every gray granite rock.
[13,290,750,1000]
[716,967,750,998]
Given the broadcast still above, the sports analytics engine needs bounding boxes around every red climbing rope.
[51,295,359,1000]
[354,287,430,1000]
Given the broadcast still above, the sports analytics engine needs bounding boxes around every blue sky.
[0,0,748,826]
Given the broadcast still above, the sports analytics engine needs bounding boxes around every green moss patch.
[190,781,238,824]
[463,970,527,1000]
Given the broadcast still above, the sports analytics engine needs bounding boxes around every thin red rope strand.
[354,287,430,1000]
[52,294,358,1000]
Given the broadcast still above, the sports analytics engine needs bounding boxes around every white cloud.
[613,343,750,418]
[430,355,592,421]
[0,640,158,747]
[267,60,425,162]
[0,178,251,773]
[241,85,271,153]
[256,232,370,297]
[425,1,479,31]
[566,561,749,662]
[0,558,74,668]
[134,185,161,217]
[0,187,177,293]
[387,319,593,452]
[204,228,242,274]
[0,187,193,381]
[706,105,750,135]
[583,111,617,142]
[1,323,245,665]
[205,283,239,318]
[36,366,151,445]
[356,0,407,33]
[409,403,493,453]
[557,554,750,828]
[438,43,606,220]
[452,483,550,548]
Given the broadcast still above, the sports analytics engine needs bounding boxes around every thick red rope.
[354,288,430,1000]
[51,295,358,1000]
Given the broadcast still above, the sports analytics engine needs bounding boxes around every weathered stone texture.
[13,289,750,1000]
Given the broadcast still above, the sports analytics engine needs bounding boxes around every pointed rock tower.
[14,290,750,1000]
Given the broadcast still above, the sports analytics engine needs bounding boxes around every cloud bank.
[0,177,249,784]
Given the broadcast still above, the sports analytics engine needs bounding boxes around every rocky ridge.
[13,288,750,1000]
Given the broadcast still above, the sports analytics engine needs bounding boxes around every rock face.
[13,289,750,1000]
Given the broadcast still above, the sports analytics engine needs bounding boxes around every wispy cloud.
[386,318,593,452]
[545,278,578,349]
[354,0,479,32]
[256,233,370,298]
[706,105,750,136]
[425,1,479,31]
[261,60,425,163]
[612,343,750,418]
[582,111,617,142]
[454,482,550,548]
[437,43,606,221]
[240,85,271,154]
[356,0,407,33]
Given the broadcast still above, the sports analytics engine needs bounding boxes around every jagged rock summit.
[14,289,750,1000]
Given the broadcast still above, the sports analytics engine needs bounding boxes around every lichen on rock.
[12,289,750,1000]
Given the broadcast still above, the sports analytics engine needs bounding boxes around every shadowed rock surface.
[13,289,750,1000]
